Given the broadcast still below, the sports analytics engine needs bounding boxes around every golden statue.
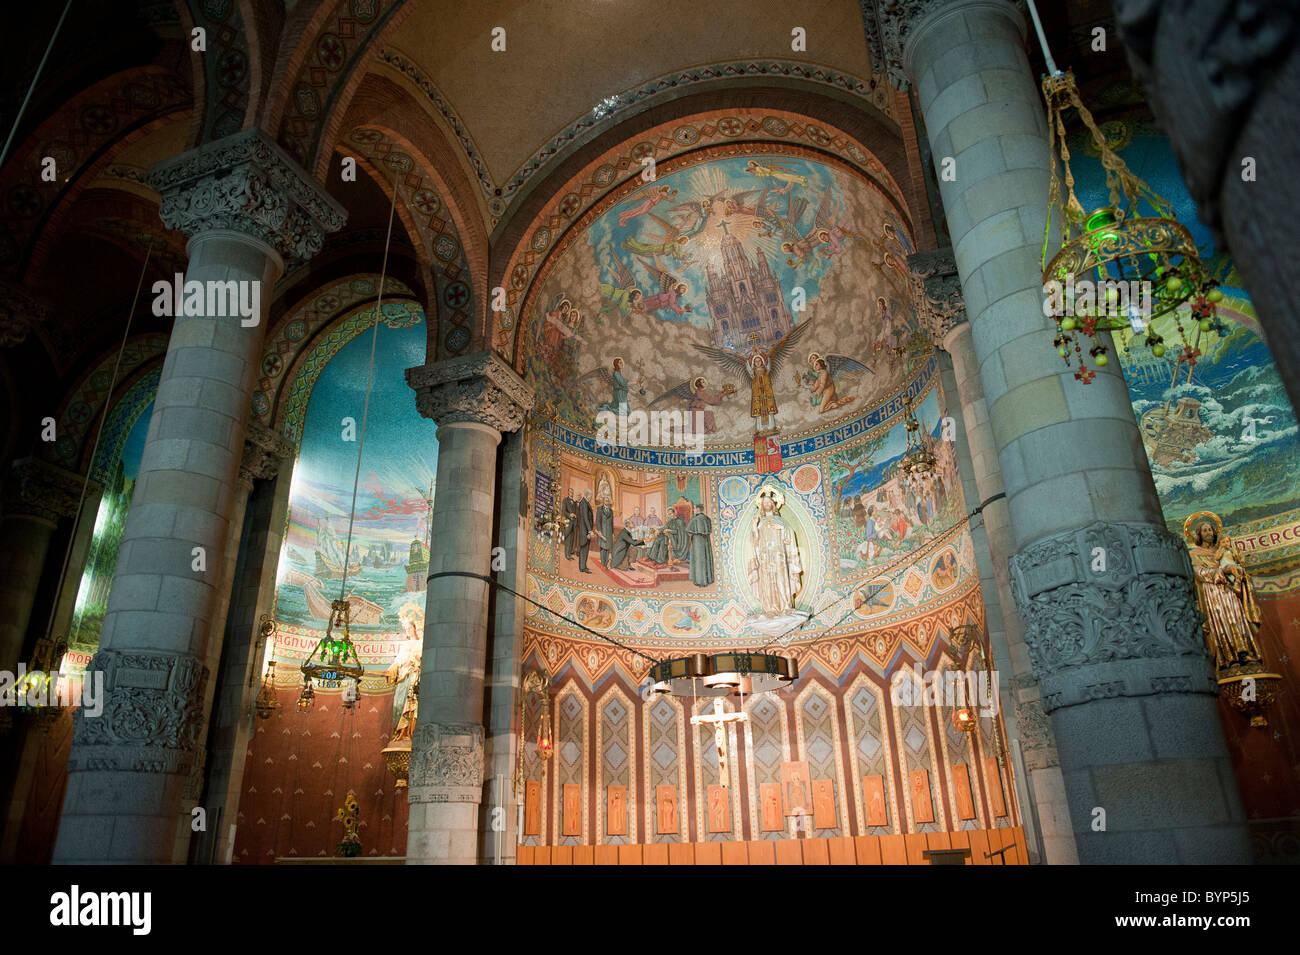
[748,487,802,617]
[1182,511,1263,670]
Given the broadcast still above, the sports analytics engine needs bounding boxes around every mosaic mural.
[1074,132,1300,590]
[522,150,921,448]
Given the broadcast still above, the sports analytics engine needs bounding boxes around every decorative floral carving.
[860,0,1026,89]
[2,457,87,523]
[0,281,50,348]
[68,649,209,775]
[406,351,535,433]
[906,247,965,343]
[147,129,345,262]
[1009,521,1216,712]
[407,721,485,804]
[238,421,294,488]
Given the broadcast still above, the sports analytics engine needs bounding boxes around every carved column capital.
[906,247,966,343]
[238,421,294,490]
[860,0,1026,89]
[0,281,51,348]
[406,350,535,434]
[1009,520,1215,713]
[2,457,89,524]
[69,648,209,776]
[147,129,346,264]
[407,721,485,804]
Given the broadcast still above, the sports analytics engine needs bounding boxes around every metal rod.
[1025,0,1058,75]
[0,0,73,170]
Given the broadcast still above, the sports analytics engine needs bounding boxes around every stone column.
[53,129,343,864]
[912,247,1078,864]
[404,352,532,865]
[191,423,293,864]
[1114,1,1300,420]
[0,457,84,672]
[865,0,1249,862]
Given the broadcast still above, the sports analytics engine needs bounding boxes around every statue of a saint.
[748,487,802,616]
[1183,511,1264,670]
[385,612,423,741]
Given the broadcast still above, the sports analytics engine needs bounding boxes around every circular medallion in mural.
[593,164,617,186]
[445,327,469,352]
[673,125,699,146]
[851,579,894,619]
[717,117,745,138]
[351,0,378,22]
[385,152,414,173]
[558,193,582,218]
[261,353,284,378]
[80,106,116,136]
[661,602,710,637]
[930,547,959,592]
[314,293,341,314]
[806,125,832,146]
[350,279,375,296]
[293,83,319,118]
[251,391,270,417]
[126,83,157,110]
[443,280,470,310]
[532,228,551,251]
[411,188,441,216]
[67,401,92,425]
[762,116,789,136]
[350,129,382,144]
[285,320,306,342]
[574,594,618,632]
[792,464,820,494]
[434,234,459,262]
[718,475,750,507]
[7,185,41,218]
[488,197,506,217]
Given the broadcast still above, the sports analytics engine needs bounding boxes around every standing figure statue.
[748,486,802,617]
[1183,510,1264,670]
[385,610,423,742]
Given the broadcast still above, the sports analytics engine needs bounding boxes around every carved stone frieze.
[0,281,51,348]
[238,421,294,489]
[147,129,346,262]
[906,247,966,343]
[406,350,535,433]
[2,457,89,524]
[1010,674,1059,770]
[407,721,485,804]
[1009,520,1216,713]
[860,0,1025,89]
[68,649,209,775]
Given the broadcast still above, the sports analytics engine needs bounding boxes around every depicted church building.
[706,233,793,350]
[0,0,1296,881]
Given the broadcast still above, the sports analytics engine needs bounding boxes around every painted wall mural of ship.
[314,518,361,579]
[1140,396,1213,467]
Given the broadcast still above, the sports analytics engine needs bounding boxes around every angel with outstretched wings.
[620,213,694,268]
[666,199,712,239]
[634,257,693,319]
[650,376,738,436]
[693,320,815,432]
[617,183,677,228]
[803,351,869,414]
[597,252,643,319]
[578,356,641,419]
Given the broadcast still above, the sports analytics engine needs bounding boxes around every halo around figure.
[1182,510,1224,546]
[755,485,786,512]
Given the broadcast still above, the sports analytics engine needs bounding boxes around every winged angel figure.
[693,320,814,434]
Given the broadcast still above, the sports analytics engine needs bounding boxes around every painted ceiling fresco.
[271,305,437,674]
[1074,132,1300,591]
[523,151,919,448]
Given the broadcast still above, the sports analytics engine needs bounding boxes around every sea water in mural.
[1073,132,1300,582]
[68,398,155,659]
[526,153,920,446]
[275,316,437,638]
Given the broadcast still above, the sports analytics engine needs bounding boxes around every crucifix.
[718,218,731,235]
[690,698,748,788]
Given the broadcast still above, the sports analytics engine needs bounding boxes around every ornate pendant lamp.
[253,613,282,720]
[514,669,554,795]
[298,599,364,710]
[897,398,937,491]
[1028,1,1223,384]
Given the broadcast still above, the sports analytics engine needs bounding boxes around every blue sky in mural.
[121,401,152,480]
[277,317,438,634]
[1072,134,1300,529]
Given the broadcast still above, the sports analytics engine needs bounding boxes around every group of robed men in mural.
[558,487,715,586]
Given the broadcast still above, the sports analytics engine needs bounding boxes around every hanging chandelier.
[297,599,364,711]
[514,669,554,795]
[253,614,281,720]
[1039,70,1223,384]
[646,651,799,697]
[897,399,936,491]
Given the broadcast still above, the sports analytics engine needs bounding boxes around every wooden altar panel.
[812,778,836,829]
[910,768,935,824]
[759,782,784,831]
[655,784,678,834]
[562,783,581,835]
[781,760,811,814]
[706,784,731,833]
[524,780,541,835]
[985,757,1007,817]
[952,763,976,820]
[606,785,628,836]
[862,773,888,827]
